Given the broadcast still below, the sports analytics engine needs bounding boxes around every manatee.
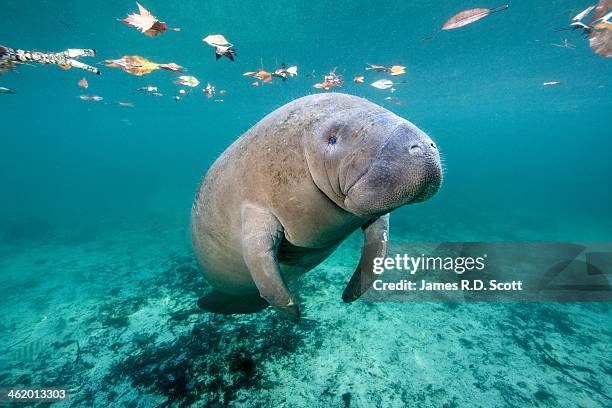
[191,93,442,318]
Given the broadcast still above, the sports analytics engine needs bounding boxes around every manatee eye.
[328,136,337,145]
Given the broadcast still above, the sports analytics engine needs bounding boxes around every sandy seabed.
[0,211,610,407]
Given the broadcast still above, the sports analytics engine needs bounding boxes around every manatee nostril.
[409,143,423,155]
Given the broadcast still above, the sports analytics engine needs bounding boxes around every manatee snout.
[344,125,442,216]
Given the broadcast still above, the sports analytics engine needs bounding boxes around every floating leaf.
[202,34,237,61]
[353,75,364,83]
[0,45,99,75]
[0,45,12,74]
[590,27,612,57]
[158,62,183,72]
[573,5,596,22]
[78,78,88,89]
[244,69,272,83]
[371,79,393,90]
[174,75,200,87]
[203,34,230,47]
[203,83,215,98]
[313,68,342,90]
[79,94,103,101]
[366,64,389,72]
[104,55,183,76]
[551,39,576,49]
[285,66,298,76]
[121,2,180,37]
[137,85,158,92]
[442,5,508,30]
[272,64,298,81]
[365,64,406,76]
[588,0,612,57]
[389,65,406,76]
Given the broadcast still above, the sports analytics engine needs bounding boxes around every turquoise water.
[1,0,611,406]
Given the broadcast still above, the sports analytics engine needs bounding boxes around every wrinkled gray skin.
[191,93,442,318]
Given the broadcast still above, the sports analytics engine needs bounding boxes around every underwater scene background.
[1,0,611,406]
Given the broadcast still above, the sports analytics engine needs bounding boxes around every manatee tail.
[197,290,269,315]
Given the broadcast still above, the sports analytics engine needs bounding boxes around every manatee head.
[305,106,442,217]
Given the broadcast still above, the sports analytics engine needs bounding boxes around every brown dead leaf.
[158,62,184,72]
[365,64,406,76]
[244,68,272,83]
[173,75,200,87]
[389,65,406,76]
[366,64,390,72]
[104,55,183,76]
[121,2,180,37]
[314,68,342,90]
[442,5,508,30]
[589,0,612,57]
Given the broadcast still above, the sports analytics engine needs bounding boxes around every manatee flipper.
[343,214,389,303]
[197,290,270,314]
[241,206,301,318]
